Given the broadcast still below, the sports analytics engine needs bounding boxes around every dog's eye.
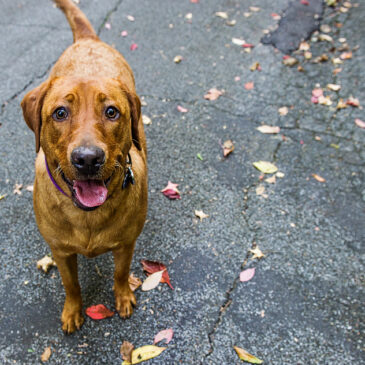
[53,107,68,121]
[105,106,120,120]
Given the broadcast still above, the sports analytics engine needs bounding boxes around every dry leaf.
[244,82,254,90]
[123,345,167,365]
[195,210,209,221]
[204,88,223,100]
[215,12,228,19]
[177,105,188,113]
[141,260,174,289]
[222,139,235,157]
[130,43,138,51]
[26,185,34,192]
[161,181,181,200]
[37,256,56,273]
[320,24,331,33]
[232,38,246,46]
[13,183,23,195]
[304,51,312,60]
[340,51,352,60]
[121,30,128,37]
[250,62,261,71]
[318,95,332,106]
[313,54,328,63]
[327,84,341,91]
[318,34,333,42]
[154,328,174,345]
[346,97,360,107]
[250,247,265,259]
[336,99,348,109]
[278,106,288,116]
[129,273,142,292]
[141,270,165,291]
[255,185,266,197]
[276,171,285,178]
[226,19,236,26]
[0,194,6,201]
[282,56,298,66]
[257,125,280,134]
[185,13,193,20]
[240,268,255,282]
[41,347,52,363]
[265,175,276,184]
[174,55,183,63]
[355,118,365,129]
[253,161,278,174]
[234,346,263,364]
[250,6,260,12]
[142,115,152,125]
[312,174,326,182]
[85,304,115,320]
[121,341,134,363]
[127,15,135,22]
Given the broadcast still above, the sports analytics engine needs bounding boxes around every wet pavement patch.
[261,0,324,54]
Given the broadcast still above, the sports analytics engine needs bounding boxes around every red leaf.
[130,43,138,51]
[242,43,254,48]
[154,328,174,345]
[300,0,309,5]
[244,82,254,90]
[141,260,174,289]
[161,181,181,200]
[85,304,114,320]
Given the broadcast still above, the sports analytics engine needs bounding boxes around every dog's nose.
[71,146,105,175]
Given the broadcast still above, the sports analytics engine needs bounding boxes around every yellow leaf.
[250,247,265,260]
[130,345,167,364]
[41,347,52,363]
[234,346,263,364]
[253,161,278,174]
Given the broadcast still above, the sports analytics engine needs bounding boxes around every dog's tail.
[53,0,98,42]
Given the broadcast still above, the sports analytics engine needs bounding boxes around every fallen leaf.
[242,43,254,49]
[185,13,193,20]
[129,273,142,292]
[25,185,34,192]
[222,139,235,157]
[142,115,152,125]
[0,194,6,201]
[276,171,285,178]
[312,173,326,182]
[85,304,115,320]
[121,30,128,37]
[37,255,56,273]
[304,51,312,60]
[154,328,174,345]
[41,347,52,363]
[301,0,309,4]
[173,55,183,63]
[226,19,236,26]
[249,6,260,12]
[250,62,261,71]
[271,12,281,20]
[244,82,254,90]
[265,175,276,184]
[161,181,181,200]
[340,51,352,60]
[318,95,332,106]
[121,341,134,363]
[130,43,138,51]
[215,12,228,19]
[333,68,342,75]
[299,41,310,51]
[318,34,333,42]
[282,56,298,66]
[278,106,288,116]
[253,161,278,174]
[256,125,280,134]
[234,76,241,82]
[123,345,167,365]
[346,97,360,107]
[204,88,223,100]
[250,247,265,259]
[332,57,343,65]
[327,84,341,91]
[177,105,188,113]
[195,210,209,221]
[243,12,251,17]
[127,15,135,22]
[141,260,174,289]
[104,23,111,30]
[141,270,165,291]
[234,346,263,364]
[13,183,23,195]
[255,185,267,198]
[196,153,203,161]
[336,99,348,109]
[320,24,332,33]
[313,54,329,63]
[240,268,255,282]
[355,118,365,129]
[232,38,246,46]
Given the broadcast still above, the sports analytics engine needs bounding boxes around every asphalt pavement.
[0,0,364,364]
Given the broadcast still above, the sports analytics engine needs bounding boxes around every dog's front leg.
[52,251,84,333]
[113,243,136,318]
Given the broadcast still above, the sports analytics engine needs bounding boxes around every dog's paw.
[115,288,136,318]
[61,306,84,334]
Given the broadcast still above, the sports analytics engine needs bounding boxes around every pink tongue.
[73,180,108,207]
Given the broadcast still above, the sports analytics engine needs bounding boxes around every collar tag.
[122,153,135,189]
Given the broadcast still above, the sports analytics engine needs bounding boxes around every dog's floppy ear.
[21,80,50,153]
[122,87,142,151]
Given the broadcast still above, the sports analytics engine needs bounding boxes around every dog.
[20,0,147,333]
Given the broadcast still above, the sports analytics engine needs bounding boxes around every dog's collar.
[44,154,134,197]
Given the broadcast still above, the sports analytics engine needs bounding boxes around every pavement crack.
[97,0,123,35]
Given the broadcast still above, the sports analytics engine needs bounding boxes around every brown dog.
[21,0,147,333]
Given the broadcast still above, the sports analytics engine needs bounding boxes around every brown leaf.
[13,183,23,195]
[282,56,298,66]
[41,347,52,363]
[129,273,142,292]
[37,256,57,273]
[222,139,235,157]
[173,55,183,63]
[346,97,360,107]
[121,341,134,363]
[312,173,326,182]
[204,88,223,100]
[250,62,261,71]
[265,175,276,184]
[195,209,209,221]
[340,51,352,60]
[250,247,265,259]
[141,260,174,289]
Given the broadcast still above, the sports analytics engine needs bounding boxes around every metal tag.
[122,166,135,189]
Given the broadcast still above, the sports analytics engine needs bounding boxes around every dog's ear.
[21,80,50,153]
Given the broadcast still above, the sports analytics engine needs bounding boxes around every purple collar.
[44,156,70,197]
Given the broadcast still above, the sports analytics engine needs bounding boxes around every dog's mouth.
[61,172,112,211]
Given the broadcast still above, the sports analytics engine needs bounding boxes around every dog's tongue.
[73,180,108,207]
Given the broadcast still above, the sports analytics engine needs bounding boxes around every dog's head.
[21,77,141,210]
